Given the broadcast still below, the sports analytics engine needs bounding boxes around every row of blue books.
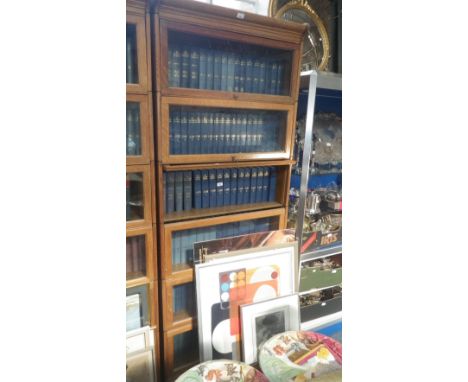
[164,167,277,214]
[173,283,195,318]
[168,45,287,95]
[126,24,138,84]
[171,217,276,267]
[126,102,141,156]
[169,108,282,155]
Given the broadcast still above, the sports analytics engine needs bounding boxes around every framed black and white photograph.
[240,294,300,364]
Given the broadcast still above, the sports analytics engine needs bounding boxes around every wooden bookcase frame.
[126,11,151,94]
[162,322,199,381]
[126,225,157,288]
[156,161,293,224]
[154,0,306,104]
[127,93,152,165]
[157,19,300,104]
[159,207,286,280]
[152,1,305,378]
[127,164,153,229]
[158,96,297,164]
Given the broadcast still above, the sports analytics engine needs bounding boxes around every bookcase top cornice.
[156,0,307,45]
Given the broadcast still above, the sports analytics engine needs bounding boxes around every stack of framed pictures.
[194,232,301,365]
[126,327,157,382]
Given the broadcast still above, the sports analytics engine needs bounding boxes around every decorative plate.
[258,331,342,381]
[175,359,268,382]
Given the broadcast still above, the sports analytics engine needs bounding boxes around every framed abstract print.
[240,294,300,364]
[195,242,298,362]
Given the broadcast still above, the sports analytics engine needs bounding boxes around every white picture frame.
[195,242,298,362]
[240,294,300,364]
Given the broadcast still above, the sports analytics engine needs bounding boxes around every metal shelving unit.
[294,70,342,330]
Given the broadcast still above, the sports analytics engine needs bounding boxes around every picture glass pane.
[167,30,292,96]
[126,23,139,84]
[164,166,279,214]
[126,102,142,156]
[126,172,144,221]
[126,235,147,280]
[168,106,286,155]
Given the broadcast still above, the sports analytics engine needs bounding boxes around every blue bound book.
[213,51,222,90]
[175,172,184,212]
[256,167,264,203]
[243,168,251,204]
[262,167,270,202]
[166,172,175,214]
[240,113,247,153]
[172,108,181,155]
[209,170,217,207]
[199,48,207,89]
[268,167,277,201]
[218,113,225,154]
[230,113,237,154]
[276,63,284,95]
[193,170,202,209]
[206,49,214,90]
[190,48,200,88]
[181,46,190,88]
[223,168,231,206]
[169,111,174,155]
[224,113,232,154]
[230,168,238,205]
[183,171,192,211]
[245,57,253,93]
[233,55,241,92]
[252,59,260,93]
[194,111,202,155]
[227,52,235,91]
[246,115,253,152]
[221,52,228,91]
[239,58,246,92]
[237,168,245,205]
[259,59,266,93]
[172,231,181,267]
[207,112,215,154]
[201,112,209,155]
[213,113,220,154]
[270,62,278,95]
[171,46,181,88]
[264,61,272,94]
[180,111,188,155]
[216,169,224,207]
[168,47,174,87]
[250,167,258,203]
[201,170,210,208]
[188,112,196,155]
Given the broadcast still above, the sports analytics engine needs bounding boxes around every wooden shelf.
[162,159,295,171]
[164,201,282,223]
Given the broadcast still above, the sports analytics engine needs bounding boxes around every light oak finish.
[162,322,199,381]
[157,19,301,104]
[126,164,153,229]
[160,207,286,280]
[126,13,150,94]
[160,273,195,330]
[126,225,156,288]
[158,96,296,163]
[157,162,292,223]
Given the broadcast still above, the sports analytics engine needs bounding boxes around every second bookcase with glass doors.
[152,0,306,379]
